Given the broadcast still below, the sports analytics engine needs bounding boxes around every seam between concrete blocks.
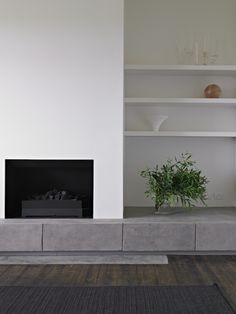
[121,223,124,252]
[41,224,44,252]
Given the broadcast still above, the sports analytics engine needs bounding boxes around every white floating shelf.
[125,64,236,76]
[125,98,236,106]
[124,131,236,138]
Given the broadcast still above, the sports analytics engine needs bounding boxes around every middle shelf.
[124,98,236,106]
[124,64,236,135]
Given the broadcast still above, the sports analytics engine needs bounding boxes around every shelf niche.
[124,0,236,213]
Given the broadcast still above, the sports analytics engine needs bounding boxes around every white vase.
[146,114,168,131]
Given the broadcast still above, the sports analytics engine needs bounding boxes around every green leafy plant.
[140,153,209,212]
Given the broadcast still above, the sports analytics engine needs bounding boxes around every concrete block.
[43,223,123,251]
[196,223,236,251]
[0,223,42,251]
[123,223,195,251]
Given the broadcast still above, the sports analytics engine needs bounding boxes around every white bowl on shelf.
[145,114,168,131]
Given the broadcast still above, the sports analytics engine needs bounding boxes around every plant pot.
[154,206,191,215]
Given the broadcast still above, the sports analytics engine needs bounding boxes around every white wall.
[125,0,236,65]
[0,0,124,218]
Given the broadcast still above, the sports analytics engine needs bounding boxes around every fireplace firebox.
[5,160,93,218]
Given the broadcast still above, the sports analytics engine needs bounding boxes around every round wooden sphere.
[204,84,222,98]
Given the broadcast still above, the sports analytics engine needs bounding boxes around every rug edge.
[213,283,236,314]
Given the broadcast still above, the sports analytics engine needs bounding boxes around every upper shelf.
[125,98,236,106]
[124,64,236,76]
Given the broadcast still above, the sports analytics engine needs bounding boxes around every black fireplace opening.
[5,160,93,218]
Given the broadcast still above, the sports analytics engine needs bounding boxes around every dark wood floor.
[0,256,235,309]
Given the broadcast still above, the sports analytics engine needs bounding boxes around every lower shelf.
[124,131,236,137]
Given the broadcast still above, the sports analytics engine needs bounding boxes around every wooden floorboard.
[0,256,234,309]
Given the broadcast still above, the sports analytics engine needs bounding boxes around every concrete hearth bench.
[0,208,235,253]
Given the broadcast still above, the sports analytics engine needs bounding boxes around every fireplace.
[5,160,93,218]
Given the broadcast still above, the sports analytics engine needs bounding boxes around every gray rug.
[0,285,234,314]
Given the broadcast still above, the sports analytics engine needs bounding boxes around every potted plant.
[140,153,209,214]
